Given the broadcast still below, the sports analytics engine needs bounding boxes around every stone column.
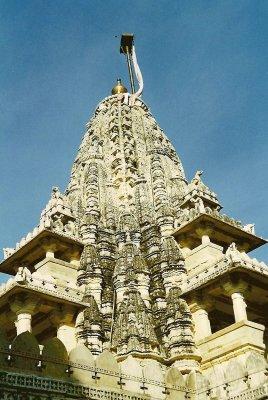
[41,238,58,258]
[15,313,32,335]
[157,215,174,237]
[195,225,213,245]
[66,246,81,267]
[86,269,103,306]
[192,308,211,340]
[50,306,77,352]
[190,296,212,341]
[57,323,77,352]
[179,235,192,257]
[223,280,248,323]
[231,292,247,322]
[10,295,38,336]
[113,276,125,305]
[136,273,150,308]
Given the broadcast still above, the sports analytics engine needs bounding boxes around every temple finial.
[111,78,128,95]
[120,33,135,93]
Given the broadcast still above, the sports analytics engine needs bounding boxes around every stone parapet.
[0,275,85,305]
[184,241,223,276]
[228,384,268,400]
[174,211,266,253]
[0,370,150,400]
[197,320,265,366]
[182,253,268,294]
[0,228,83,275]
[33,257,79,287]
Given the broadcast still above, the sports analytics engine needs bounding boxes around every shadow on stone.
[11,331,40,372]
[42,337,68,379]
[0,329,9,368]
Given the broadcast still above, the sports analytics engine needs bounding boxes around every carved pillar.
[231,292,247,322]
[80,213,99,244]
[223,280,249,323]
[157,215,174,237]
[66,246,81,267]
[165,288,201,371]
[9,295,38,335]
[113,274,125,305]
[190,295,212,341]
[179,235,192,257]
[40,238,58,258]
[195,225,213,245]
[86,269,103,306]
[16,313,32,335]
[160,236,186,295]
[136,272,150,308]
[50,306,76,352]
[192,307,211,340]
[57,323,76,352]
[77,296,104,355]
[77,244,102,306]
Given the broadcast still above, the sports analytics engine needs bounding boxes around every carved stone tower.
[0,35,267,399]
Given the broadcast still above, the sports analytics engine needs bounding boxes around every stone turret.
[111,270,159,359]
[165,287,200,371]
[160,236,186,294]
[77,244,102,305]
[76,294,104,354]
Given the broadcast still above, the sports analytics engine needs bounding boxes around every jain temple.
[0,35,267,400]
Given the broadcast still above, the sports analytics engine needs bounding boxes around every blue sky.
[1,0,267,271]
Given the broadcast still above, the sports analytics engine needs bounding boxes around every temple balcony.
[182,251,268,293]
[0,229,83,287]
[0,274,85,349]
[173,211,266,254]
[182,253,268,365]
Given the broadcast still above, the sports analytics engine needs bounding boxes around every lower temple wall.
[0,370,267,400]
[0,330,267,400]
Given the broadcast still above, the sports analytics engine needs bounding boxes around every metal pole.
[126,46,135,94]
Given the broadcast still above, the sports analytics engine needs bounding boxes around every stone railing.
[0,370,149,400]
[197,320,265,367]
[0,345,191,398]
[26,275,84,302]
[3,225,46,260]
[196,375,268,400]
[229,383,268,400]
[0,275,84,304]
[0,276,17,295]
[183,253,268,294]
[0,354,266,400]
[2,224,82,261]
